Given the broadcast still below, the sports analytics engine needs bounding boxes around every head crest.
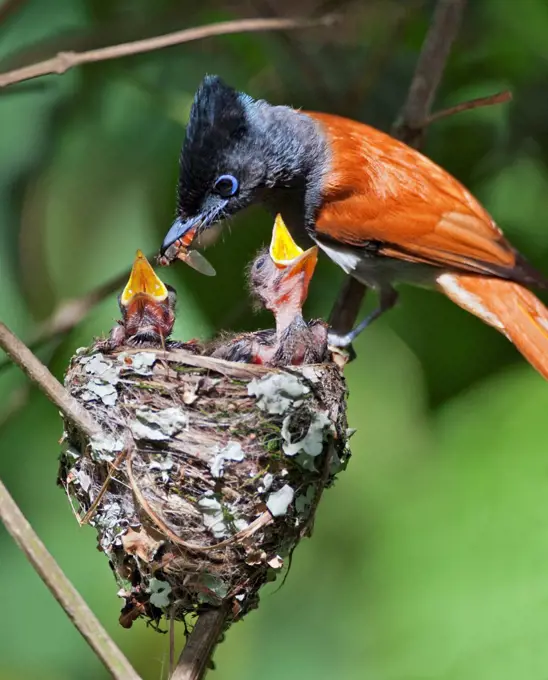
[178,76,253,217]
[189,76,250,135]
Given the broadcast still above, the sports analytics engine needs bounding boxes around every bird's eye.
[254,255,267,271]
[214,174,239,198]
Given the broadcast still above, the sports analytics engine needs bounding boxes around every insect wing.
[179,249,216,277]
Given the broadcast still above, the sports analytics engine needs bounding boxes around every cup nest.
[59,346,351,631]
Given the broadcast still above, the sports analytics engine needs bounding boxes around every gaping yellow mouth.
[269,213,318,280]
[121,250,168,306]
[269,214,304,265]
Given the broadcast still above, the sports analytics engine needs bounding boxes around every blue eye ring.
[214,174,239,198]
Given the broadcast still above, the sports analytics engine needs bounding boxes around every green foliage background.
[2,1,548,678]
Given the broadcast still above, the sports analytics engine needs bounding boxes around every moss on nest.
[58,346,351,631]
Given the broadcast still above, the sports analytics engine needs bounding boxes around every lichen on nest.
[58,345,351,631]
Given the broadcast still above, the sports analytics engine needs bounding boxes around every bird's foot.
[327,331,355,348]
[327,288,398,356]
[327,334,357,364]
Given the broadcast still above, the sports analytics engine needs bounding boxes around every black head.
[161,75,327,256]
[162,76,267,251]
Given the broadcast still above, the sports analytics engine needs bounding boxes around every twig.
[121,346,274,380]
[170,610,176,676]
[171,606,229,680]
[329,0,468,341]
[421,89,512,126]
[341,0,425,115]
[328,276,368,336]
[0,322,102,439]
[27,270,130,345]
[80,448,128,526]
[392,0,468,147]
[0,477,141,680]
[0,15,338,88]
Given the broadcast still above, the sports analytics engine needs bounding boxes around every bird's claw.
[327,331,353,348]
[327,332,357,364]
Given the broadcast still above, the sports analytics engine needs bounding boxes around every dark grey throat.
[252,102,330,246]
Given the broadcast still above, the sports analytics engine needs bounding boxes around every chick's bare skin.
[207,250,327,366]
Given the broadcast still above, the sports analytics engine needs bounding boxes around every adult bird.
[100,250,179,350]
[160,75,548,380]
[210,214,327,366]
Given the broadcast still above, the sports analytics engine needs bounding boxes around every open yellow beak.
[269,213,318,281]
[120,250,168,306]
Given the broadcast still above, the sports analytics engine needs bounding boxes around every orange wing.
[306,111,544,285]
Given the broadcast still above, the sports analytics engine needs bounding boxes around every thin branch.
[329,0,467,339]
[171,607,229,680]
[328,276,368,337]
[421,89,512,126]
[80,448,129,526]
[0,322,102,439]
[341,0,425,115]
[392,0,468,147]
[0,15,338,88]
[137,346,273,380]
[0,477,141,680]
[170,610,176,677]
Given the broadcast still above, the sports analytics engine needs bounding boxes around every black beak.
[161,195,229,255]
[161,216,201,254]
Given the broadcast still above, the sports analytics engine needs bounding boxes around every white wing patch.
[315,240,362,276]
[315,237,435,289]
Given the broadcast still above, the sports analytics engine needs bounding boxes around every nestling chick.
[209,327,276,364]
[210,215,328,365]
[99,250,197,352]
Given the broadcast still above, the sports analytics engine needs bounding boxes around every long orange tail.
[436,272,548,380]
